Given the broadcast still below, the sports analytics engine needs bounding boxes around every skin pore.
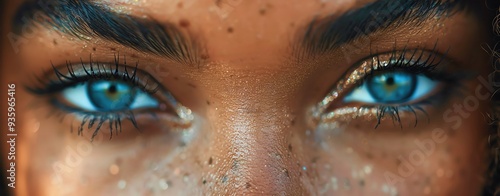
[0,0,497,195]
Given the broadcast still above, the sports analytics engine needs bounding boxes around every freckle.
[109,164,120,175]
[110,47,116,51]
[208,157,213,165]
[201,54,210,59]
[92,47,96,51]
[227,27,234,33]
[221,175,229,183]
[359,179,365,187]
[245,182,252,188]
[215,0,223,7]
[206,100,211,105]
[259,8,266,15]
[283,169,289,177]
[179,19,190,28]
[290,119,295,126]
[290,22,295,27]
[366,152,373,159]
[174,77,179,80]
[177,2,183,8]
[343,178,351,190]
[202,179,207,184]
[187,83,197,88]
[53,39,57,45]
[288,144,292,151]
[311,157,319,163]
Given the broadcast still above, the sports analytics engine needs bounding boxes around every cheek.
[305,109,488,195]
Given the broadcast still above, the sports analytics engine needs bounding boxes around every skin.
[0,0,496,195]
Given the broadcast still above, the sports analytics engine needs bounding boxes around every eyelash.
[27,55,171,140]
[313,46,468,129]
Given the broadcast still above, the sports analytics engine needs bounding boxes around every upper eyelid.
[310,49,449,118]
[27,61,162,95]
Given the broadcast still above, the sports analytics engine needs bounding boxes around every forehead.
[95,0,373,60]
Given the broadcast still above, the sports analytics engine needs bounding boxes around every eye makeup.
[26,55,193,140]
[309,46,468,129]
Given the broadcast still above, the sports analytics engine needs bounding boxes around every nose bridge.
[204,85,305,194]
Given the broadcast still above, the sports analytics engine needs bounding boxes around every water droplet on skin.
[159,179,169,190]
[117,180,127,189]
[382,184,390,193]
[331,177,339,190]
[363,165,372,175]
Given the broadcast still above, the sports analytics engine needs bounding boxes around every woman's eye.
[62,80,159,112]
[343,71,439,104]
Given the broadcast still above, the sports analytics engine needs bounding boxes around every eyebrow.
[301,0,471,54]
[13,0,198,64]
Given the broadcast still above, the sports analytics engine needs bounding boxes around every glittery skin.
[3,0,494,195]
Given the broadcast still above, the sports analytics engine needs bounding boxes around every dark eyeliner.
[25,54,187,141]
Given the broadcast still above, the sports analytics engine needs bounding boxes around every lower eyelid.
[313,79,461,129]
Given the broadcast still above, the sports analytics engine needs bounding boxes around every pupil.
[386,77,395,85]
[108,84,117,94]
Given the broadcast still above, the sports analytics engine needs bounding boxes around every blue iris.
[87,80,137,111]
[366,72,417,103]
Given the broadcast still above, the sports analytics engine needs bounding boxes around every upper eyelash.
[311,45,467,128]
[25,54,178,141]
[27,54,160,95]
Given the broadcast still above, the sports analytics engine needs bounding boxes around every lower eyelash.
[50,97,140,141]
[311,46,472,129]
[25,54,192,141]
[317,78,466,129]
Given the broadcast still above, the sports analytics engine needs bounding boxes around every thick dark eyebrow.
[13,0,198,64]
[301,0,472,54]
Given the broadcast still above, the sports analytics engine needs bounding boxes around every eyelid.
[309,49,449,125]
[28,60,194,124]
